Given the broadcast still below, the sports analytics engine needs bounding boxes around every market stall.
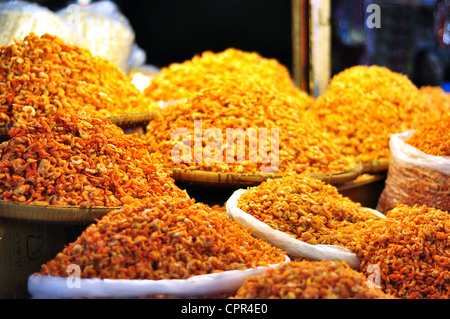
[0,0,448,301]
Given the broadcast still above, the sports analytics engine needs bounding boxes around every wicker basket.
[0,111,157,139]
[362,159,390,173]
[106,111,157,129]
[0,200,119,224]
[168,162,363,187]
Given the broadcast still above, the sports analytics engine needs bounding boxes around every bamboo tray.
[168,162,363,187]
[0,200,119,224]
[362,159,390,173]
[106,111,158,128]
[337,173,386,192]
[0,111,158,139]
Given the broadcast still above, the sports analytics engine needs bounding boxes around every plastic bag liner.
[0,0,80,47]
[377,131,450,213]
[58,1,135,72]
[226,189,381,270]
[27,258,289,299]
[128,64,161,93]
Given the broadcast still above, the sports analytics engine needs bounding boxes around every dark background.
[120,0,293,71]
[28,0,294,71]
[18,0,450,86]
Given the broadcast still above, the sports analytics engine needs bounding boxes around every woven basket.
[0,111,157,139]
[168,162,363,187]
[0,200,119,224]
[106,111,157,129]
[362,159,390,173]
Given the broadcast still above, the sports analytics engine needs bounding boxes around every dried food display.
[333,205,449,299]
[417,86,450,121]
[0,111,185,207]
[143,75,355,176]
[236,174,379,246]
[307,65,449,163]
[405,111,450,157]
[36,195,287,281]
[0,33,156,126]
[231,260,393,299]
[143,48,313,107]
[0,3,448,301]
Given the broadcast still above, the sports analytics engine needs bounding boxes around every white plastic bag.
[28,260,289,299]
[377,131,450,213]
[0,1,80,46]
[129,64,161,93]
[58,1,135,72]
[225,189,377,269]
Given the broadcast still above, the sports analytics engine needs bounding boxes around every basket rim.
[167,161,363,187]
[361,158,390,173]
[0,199,120,224]
[0,110,159,136]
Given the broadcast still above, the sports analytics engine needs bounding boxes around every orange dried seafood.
[307,65,449,162]
[143,75,354,175]
[336,205,450,299]
[0,110,186,207]
[418,86,450,120]
[232,260,392,299]
[0,33,156,125]
[143,48,313,107]
[38,196,287,280]
[236,174,378,246]
[405,111,450,157]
